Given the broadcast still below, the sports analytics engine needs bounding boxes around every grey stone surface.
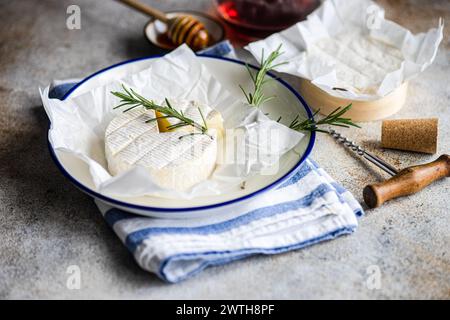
[0,0,449,299]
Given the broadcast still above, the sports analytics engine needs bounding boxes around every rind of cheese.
[105,101,223,192]
[308,31,403,94]
[157,100,224,139]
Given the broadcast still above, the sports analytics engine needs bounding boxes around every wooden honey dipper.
[118,0,210,50]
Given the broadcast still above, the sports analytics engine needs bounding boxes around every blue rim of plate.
[47,53,316,212]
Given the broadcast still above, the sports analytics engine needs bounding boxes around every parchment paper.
[41,45,304,199]
[246,0,443,100]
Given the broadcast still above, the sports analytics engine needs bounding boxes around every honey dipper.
[118,0,210,50]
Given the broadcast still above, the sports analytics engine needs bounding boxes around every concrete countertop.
[0,0,448,299]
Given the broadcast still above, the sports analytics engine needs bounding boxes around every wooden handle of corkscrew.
[363,154,450,208]
[117,0,168,22]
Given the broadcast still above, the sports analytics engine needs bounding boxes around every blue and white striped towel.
[48,41,363,283]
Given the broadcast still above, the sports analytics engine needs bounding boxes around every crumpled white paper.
[41,45,304,199]
[245,0,444,100]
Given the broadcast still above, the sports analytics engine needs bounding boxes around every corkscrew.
[327,129,449,208]
[328,129,399,176]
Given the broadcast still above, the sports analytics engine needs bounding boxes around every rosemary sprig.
[239,44,287,107]
[289,104,361,133]
[111,85,210,139]
[241,45,360,133]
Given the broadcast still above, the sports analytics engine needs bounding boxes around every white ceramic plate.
[49,55,315,218]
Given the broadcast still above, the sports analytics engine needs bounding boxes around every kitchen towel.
[47,41,363,283]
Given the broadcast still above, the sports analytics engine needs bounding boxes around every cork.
[381,118,438,154]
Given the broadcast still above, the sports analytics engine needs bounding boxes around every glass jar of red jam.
[215,0,320,32]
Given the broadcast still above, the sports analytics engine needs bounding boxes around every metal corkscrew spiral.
[327,129,399,176]
[329,129,365,156]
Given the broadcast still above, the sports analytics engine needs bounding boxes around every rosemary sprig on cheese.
[111,85,210,139]
[239,44,286,107]
[241,45,360,133]
[289,104,360,133]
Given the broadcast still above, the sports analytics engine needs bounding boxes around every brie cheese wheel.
[105,100,224,192]
[307,31,403,94]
